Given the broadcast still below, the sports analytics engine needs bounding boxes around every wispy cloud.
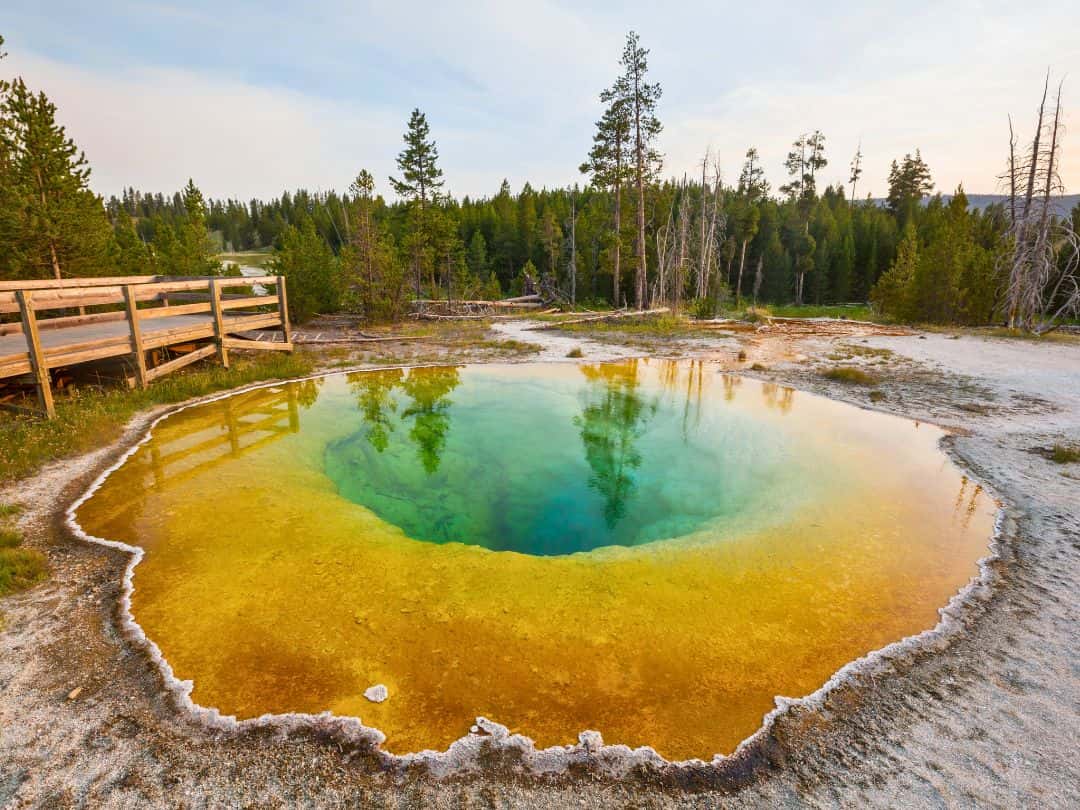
[2,0,1077,200]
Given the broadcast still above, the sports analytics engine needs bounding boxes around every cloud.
[3,1,1077,202]
[4,51,406,200]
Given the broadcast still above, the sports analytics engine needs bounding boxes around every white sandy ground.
[0,322,1078,807]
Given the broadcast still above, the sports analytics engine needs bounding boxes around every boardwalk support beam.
[15,290,55,418]
[123,284,148,389]
[209,278,229,370]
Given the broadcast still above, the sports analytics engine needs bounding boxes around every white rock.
[363,684,389,703]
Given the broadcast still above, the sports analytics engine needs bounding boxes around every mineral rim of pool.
[75,360,996,761]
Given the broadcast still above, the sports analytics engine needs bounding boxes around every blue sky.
[3,1,1077,201]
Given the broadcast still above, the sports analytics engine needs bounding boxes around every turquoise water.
[324,362,810,555]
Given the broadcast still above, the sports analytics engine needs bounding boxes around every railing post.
[276,275,291,347]
[16,290,55,419]
[123,285,148,389]
[209,278,229,369]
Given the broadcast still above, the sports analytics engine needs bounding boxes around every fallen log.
[411,298,542,309]
[294,334,428,344]
[539,307,671,327]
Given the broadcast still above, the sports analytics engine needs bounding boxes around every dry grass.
[1049,444,1080,464]
[0,506,47,605]
[820,366,880,386]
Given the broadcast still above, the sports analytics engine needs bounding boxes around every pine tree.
[390,109,444,206]
[343,169,407,321]
[618,31,663,309]
[737,147,769,200]
[0,77,111,280]
[466,230,489,278]
[108,214,152,276]
[580,89,631,305]
[390,109,444,296]
[886,150,933,219]
[848,143,863,206]
[539,208,562,280]
[271,216,340,322]
[151,179,218,276]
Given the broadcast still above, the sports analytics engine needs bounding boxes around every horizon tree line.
[1,30,1077,331]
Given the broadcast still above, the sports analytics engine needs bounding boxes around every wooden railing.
[0,275,291,419]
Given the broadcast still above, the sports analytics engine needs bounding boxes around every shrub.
[689,297,715,320]
[821,366,879,386]
[1049,444,1080,464]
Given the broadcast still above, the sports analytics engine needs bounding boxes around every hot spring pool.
[74,361,995,761]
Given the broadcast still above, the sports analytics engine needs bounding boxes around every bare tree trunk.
[613,178,622,307]
[735,238,748,302]
[49,241,62,280]
[676,184,689,314]
[633,77,648,309]
[699,151,708,299]
[655,192,675,306]
[635,162,647,309]
[752,254,764,306]
[570,194,577,306]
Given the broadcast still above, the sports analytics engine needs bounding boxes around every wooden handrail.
[0,276,280,314]
[1,275,292,417]
[0,273,280,292]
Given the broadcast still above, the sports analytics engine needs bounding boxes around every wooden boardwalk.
[0,274,291,418]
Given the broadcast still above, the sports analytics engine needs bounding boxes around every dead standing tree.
[1002,75,1080,332]
[695,152,725,302]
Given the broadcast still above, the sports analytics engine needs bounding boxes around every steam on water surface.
[76,360,995,761]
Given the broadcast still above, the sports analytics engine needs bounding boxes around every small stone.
[67,687,83,700]
[363,684,389,703]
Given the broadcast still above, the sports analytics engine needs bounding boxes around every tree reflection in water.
[347,368,404,452]
[346,366,461,472]
[574,360,657,528]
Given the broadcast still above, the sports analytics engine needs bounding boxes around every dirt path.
[1,322,1078,807]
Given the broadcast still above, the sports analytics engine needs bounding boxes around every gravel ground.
[1,323,1078,808]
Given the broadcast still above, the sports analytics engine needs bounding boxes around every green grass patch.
[0,351,315,486]
[820,366,880,386]
[1049,444,1080,464]
[974,327,1080,344]
[0,545,47,598]
[0,527,21,548]
[754,304,875,321]
[0,515,47,602]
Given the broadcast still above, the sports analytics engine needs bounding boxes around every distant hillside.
[948,193,1080,215]
[871,194,1079,216]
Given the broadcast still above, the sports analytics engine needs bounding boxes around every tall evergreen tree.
[390,109,444,296]
[580,88,631,305]
[0,77,110,279]
[617,31,663,309]
[389,109,444,206]
[887,150,933,221]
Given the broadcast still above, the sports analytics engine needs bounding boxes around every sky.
[2,1,1078,203]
